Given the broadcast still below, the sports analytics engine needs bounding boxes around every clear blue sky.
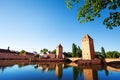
[0,0,120,53]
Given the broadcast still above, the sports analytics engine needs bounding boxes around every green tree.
[67,52,72,57]
[76,46,82,57]
[52,49,56,54]
[72,43,77,57]
[106,51,120,58]
[19,50,26,55]
[40,48,48,54]
[101,47,106,58]
[34,54,40,58]
[65,0,120,29]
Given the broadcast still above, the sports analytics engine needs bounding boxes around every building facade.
[82,34,95,60]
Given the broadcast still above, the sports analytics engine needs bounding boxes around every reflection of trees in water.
[72,66,83,80]
[105,70,109,76]
[0,60,30,72]
[0,65,14,72]
[79,68,83,77]
[0,67,6,72]
[73,67,79,80]
[36,63,68,80]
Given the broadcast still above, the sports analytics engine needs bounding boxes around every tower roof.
[57,44,63,48]
[82,34,93,40]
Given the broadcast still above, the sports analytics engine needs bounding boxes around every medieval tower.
[82,34,95,60]
[56,44,63,58]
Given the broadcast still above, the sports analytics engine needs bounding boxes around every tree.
[95,51,104,59]
[101,47,106,58]
[72,43,77,57]
[67,52,72,57]
[106,51,120,58]
[40,48,48,54]
[52,49,56,54]
[76,46,82,57]
[33,51,37,54]
[34,54,40,58]
[65,0,120,29]
[19,50,26,55]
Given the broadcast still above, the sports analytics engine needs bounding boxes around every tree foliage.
[72,43,77,57]
[34,54,40,58]
[52,49,56,54]
[96,50,120,58]
[19,50,26,55]
[76,46,82,57]
[101,47,106,58]
[65,0,120,29]
[40,48,48,54]
[67,52,72,57]
[72,43,82,57]
[106,51,120,58]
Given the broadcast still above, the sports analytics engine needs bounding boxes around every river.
[0,60,120,80]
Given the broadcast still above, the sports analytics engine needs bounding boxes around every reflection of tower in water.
[55,64,63,79]
[83,68,98,80]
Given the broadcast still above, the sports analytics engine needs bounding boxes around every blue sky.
[0,0,120,53]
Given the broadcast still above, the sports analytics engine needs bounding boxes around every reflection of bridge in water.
[107,66,120,72]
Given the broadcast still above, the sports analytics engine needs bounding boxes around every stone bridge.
[67,57,82,62]
[105,58,120,63]
[67,58,120,63]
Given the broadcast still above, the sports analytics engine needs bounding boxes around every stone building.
[56,44,63,59]
[82,34,95,60]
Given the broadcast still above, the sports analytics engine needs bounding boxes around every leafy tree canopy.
[52,49,56,54]
[65,0,120,29]
[40,48,48,54]
[20,50,26,54]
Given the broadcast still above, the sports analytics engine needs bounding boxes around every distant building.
[56,44,64,59]
[48,53,56,58]
[24,52,35,58]
[82,34,95,60]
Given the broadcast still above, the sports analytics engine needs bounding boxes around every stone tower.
[56,44,63,58]
[82,34,95,60]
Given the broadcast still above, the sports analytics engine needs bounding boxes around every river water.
[0,60,120,80]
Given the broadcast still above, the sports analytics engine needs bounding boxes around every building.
[82,34,95,60]
[56,44,64,59]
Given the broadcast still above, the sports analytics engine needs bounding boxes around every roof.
[0,49,18,54]
[26,52,35,55]
[57,44,63,48]
[82,34,93,40]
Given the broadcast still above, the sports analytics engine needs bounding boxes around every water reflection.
[83,68,98,80]
[0,60,120,80]
[35,62,64,79]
